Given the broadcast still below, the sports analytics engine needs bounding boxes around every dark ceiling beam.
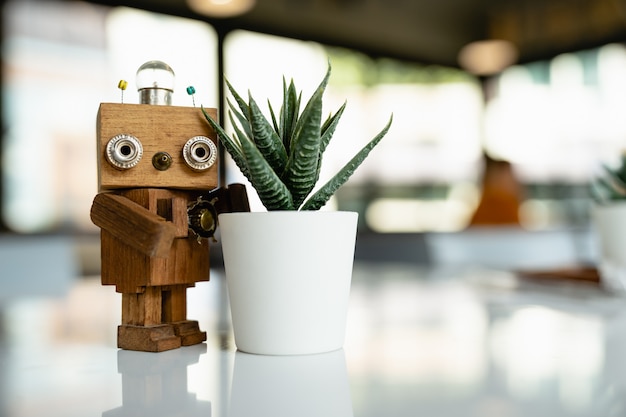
[65,0,626,68]
[68,0,474,68]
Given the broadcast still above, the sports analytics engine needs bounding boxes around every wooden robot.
[90,61,248,352]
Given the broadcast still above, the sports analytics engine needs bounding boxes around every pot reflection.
[102,344,211,417]
[229,348,353,417]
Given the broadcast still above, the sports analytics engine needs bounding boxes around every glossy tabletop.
[1,263,626,417]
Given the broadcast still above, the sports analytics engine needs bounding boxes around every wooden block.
[101,231,149,291]
[91,192,176,258]
[162,286,186,323]
[207,183,251,214]
[172,238,210,285]
[118,324,181,352]
[121,286,162,326]
[121,188,194,238]
[225,183,251,212]
[146,238,210,286]
[121,293,138,325]
[144,286,162,326]
[97,103,218,191]
[173,320,207,346]
[100,233,209,292]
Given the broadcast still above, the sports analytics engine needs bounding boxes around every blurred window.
[11,3,613,233]
[2,1,217,232]
[485,45,626,229]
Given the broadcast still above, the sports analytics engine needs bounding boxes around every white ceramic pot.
[218,211,358,355]
[593,203,626,292]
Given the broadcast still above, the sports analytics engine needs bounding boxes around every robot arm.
[209,183,250,214]
[90,192,176,258]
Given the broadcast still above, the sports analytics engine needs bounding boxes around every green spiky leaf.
[280,78,300,154]
[268,100,280,136]
[301,115,393,210]
[247,95,288,174]
[227,98,253,139]
[226,79,250,117]
[201,106,250,180]
[320,102,346,154]
[282,65,330,208]
[238,129,294,210]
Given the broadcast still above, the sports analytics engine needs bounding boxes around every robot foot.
[172,320,207,346]
[117,324,182,352]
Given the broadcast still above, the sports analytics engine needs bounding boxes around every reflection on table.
[1,263,626,417]
[230,349,352,417]
[103,345,212,417]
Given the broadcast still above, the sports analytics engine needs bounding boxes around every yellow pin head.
[118,80,128,103]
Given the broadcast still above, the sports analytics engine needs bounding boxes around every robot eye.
[183,136,217,171]
[106,134,143,170]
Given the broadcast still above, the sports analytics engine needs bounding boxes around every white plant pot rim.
[218,210,357,218]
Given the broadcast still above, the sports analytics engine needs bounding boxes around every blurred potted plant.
[203,64,392,355]
[591,153,626,291]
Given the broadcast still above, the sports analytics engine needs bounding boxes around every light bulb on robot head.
[136,60,175,105]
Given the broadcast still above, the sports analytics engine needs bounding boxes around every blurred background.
[3,0,626,272]
[4,4,626,415]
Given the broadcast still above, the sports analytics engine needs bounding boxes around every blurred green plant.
[592,154,626,202]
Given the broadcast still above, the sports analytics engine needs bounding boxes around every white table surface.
[1,263,626,417]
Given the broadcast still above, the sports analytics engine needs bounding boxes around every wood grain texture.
[120,188,191,238]
[173,320,207,346]
[97,189,210,293]
[121,286,161,326]
[91,192,176,258]
[118,324,181,352]
[207,183,251,214]
[162,286,186,323]
[97,103,218,190]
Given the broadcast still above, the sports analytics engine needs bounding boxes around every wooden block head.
[97,103,219,191]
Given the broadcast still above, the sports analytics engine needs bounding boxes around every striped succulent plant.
[202,64,392,211]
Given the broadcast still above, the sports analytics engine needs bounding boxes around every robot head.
[97,61,218,191]
[96,103,219,191]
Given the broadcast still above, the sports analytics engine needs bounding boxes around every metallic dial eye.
[183,136,217,171]
[106,134,143,170]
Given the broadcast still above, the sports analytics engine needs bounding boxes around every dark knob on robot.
[187,199,218,239]
[152,152,172,171]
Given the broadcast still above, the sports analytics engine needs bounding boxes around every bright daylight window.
[2,8,485,233]
[2,1,218,233]
[485,44,626,229]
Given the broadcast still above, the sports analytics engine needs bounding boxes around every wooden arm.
[90,193,176,258]
[207,183,251,214]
